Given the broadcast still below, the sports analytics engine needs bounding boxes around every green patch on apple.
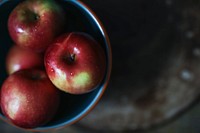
[39,0,63,13]
[73,72,91,89]
[52,69,69,91]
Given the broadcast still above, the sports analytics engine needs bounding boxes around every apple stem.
[29,12,40,22]
[70,54,76,62]
[34,15,40,21]
[62,53,76,64]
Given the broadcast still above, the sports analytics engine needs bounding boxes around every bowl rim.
[0,0,112,131]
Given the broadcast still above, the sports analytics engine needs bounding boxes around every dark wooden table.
[78,0,200,132]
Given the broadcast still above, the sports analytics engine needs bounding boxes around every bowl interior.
[0,0,111,130]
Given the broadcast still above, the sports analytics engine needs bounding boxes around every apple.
[8,0,66,52]
[44,32,106,94]
[0,69,60,128]
[6,45,44,74]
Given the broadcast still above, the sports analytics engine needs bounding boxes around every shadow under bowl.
[0,0,112,131]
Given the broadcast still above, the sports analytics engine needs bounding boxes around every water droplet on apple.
[50,69,54,72]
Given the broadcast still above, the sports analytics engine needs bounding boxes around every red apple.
[0,69,60,128]
[44,32,106,94]
[8,0,66,52]
[6,45,44,74]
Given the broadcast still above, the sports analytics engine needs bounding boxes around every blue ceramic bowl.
[0,0,112,131]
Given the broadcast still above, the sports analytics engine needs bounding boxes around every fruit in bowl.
[44,32,106,94]
[0,0,111,131]
[6,45,44,74]
[0,69,60,128]
[8,0,66,52]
